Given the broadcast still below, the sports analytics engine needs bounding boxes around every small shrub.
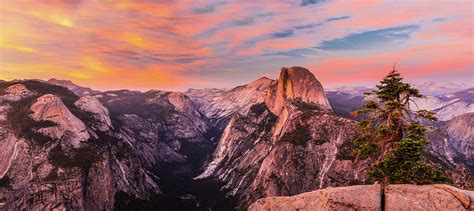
[43,169,59,181]
[280,124,311,146]
[48,144,104,171]
[300,111,313,121]
[249,103,268,116]
[0,176,11,187]
[336,140,356,160]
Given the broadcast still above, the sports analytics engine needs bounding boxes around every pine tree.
[367,122,450,184]
[352,65,450,184]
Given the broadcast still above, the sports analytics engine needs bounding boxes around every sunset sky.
[0,0,472,91]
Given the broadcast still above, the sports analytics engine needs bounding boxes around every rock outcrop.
[266,67,332,115]
[165,92,209,133]
[249,184,474,211]
[0,84,35,102]
[196,67,365,209]
[384,184,473,210]
[0,81,159,210]
[75,96,112,131]
[30,94,90,148]
[429,113,474,173]
[186,67,332,127]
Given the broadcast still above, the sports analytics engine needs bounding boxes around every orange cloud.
[1,2,76,27]
[1,0,472,90]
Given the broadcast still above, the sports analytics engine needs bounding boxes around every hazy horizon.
[3,72,473,93]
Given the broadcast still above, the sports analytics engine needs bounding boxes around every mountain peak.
[47,78,99,96]
[266,66,332,115]
[247,76,275,90]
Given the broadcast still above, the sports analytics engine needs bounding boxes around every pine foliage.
[352,65,450,184]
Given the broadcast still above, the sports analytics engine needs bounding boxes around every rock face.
[97,89,212,169]
[0,132,18,179]
[31,94,90,148]
[196,67,366,209]
[266,67,332,115]
[75,96,112,131]
[429,113,474,173]
[186,77,276,128]
[196,103,368,208]
[249,184,474,211]
[161,91,209,133]
[0,81,159,210]
[0,84,35,101]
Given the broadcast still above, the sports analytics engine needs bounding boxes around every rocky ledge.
[249,184,474,211]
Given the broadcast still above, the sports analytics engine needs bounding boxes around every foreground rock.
[385,184,473,210]
[249,184,381,211]
[249,184,474,211]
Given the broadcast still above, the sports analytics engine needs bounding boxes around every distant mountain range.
[327,81,470,97]
[0,69,472,210]
[326,82,473,121]
[414,81,470,96]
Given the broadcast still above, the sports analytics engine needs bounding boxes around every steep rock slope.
[249,184,474,211]
[429,113,474,174]
[196,68,368,209]
[30,94,90,148]
[75,96,112,131]
[185,77,276,128]
[93,89,232,209]
[265,67,332,115]
[40,81,233,209]
[95,89,212,171]
[0,81,159,210]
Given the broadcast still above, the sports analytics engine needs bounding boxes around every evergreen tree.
[352,65,450,184]
[367,122,450,184]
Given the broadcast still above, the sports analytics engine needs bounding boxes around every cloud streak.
[0,0,472,90]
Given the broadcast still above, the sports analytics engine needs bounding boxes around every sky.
[0,0,473,91]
